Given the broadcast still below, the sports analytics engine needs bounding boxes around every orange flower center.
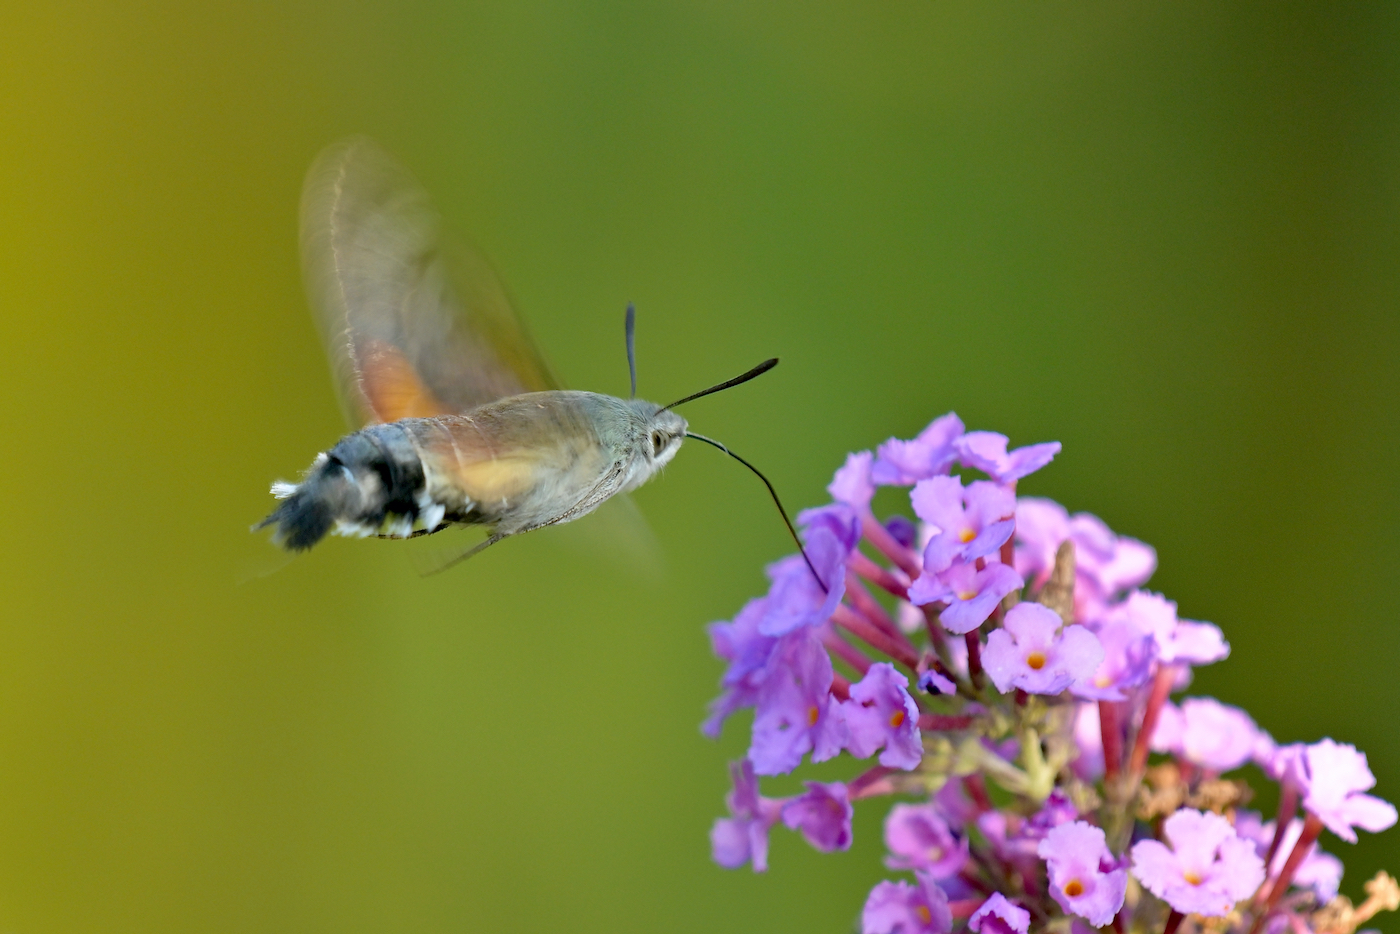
[1184,871,1203,886]
[958,590,978,601]
[1026,651,1047,670]
[916,905,932,925]
[1063,878,1085,898]
[807,706,820,726]
[958,528,977,543]
[889,710,906,728]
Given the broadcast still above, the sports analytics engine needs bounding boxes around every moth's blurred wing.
[300,136,557,427]
[548,493,668,580]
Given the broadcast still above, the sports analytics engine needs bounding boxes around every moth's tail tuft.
[254,465,362,551]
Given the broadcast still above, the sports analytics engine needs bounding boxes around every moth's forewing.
[299,136,558,427]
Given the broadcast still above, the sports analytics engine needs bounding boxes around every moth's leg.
[419,532,507,576]
[383,522,453,539]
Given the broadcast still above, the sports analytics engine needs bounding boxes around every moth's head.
[632,402,687,470]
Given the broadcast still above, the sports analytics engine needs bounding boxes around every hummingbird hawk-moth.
[256,136,791,568]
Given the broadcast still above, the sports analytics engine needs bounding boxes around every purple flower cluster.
[702,413,1397,934]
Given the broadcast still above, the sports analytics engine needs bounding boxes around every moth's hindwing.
[300,136,559,427]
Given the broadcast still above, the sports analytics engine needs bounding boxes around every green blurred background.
[1,2,1397,931]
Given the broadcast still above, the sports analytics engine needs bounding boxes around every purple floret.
[1130,808,1265,917]
[759,524,849,637]
[781,781,853,853]
[862,872,953,934]
[982,602,1104,696]
[1023,789,1080,842]
[912,476,1017,574]
[910,561,1023,634]
[917,668,956,697]
[703,597,778,739]
[798,501,864,553]
[1151,697,1259,773]
[1037,820,1128,926]
[1299,739,1399,843]
[710,760,783,872]
[883,802,969,878]
[954,431,1061,484]
[968,893,1031,934]
[1013,497,1070,589]
[1070,616,1155,701]
[842,663,923,770]
[748,629,847,775]
[871,412,965,486]
[1108,590,1228,667]
[829,450,876,511]
[1068,514,1157,616]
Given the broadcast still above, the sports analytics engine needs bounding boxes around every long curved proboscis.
[664,358,778,411]
[684,431,827,592]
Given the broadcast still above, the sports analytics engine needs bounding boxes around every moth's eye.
[651,432,666,456]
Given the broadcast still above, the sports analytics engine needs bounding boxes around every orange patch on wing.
[448,455,544,503]
[359,340,450,421]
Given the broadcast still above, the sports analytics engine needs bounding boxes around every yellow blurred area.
[0,2,1396,931]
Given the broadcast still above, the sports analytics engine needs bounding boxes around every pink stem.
[922,605,950,654]
[1100,700,1123,781]
[849,550,909,600]
[861,512,922,579]
[820,624,872,676]
[1253,813,1323,930]
[830,673,851,701]
[1129,665,1176,776]
[849,765,895,799]
[949,900,982,920]
[832,604,919,669]
[965,631,984,688]
[1264,777,1299,867]
[963,774,993,813]
[1163,910,1184,934]
[845,571,908,643]
[919,714,973,731]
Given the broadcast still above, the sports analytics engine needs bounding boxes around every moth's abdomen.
[257,423,447,551]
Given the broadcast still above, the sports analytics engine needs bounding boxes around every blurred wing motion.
[300,135,558,426]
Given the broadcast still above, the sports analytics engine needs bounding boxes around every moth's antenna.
[684,430,827,592]
[625,302,638,399]
[664,358,778,411]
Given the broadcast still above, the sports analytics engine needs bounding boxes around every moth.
[257,136,794,567]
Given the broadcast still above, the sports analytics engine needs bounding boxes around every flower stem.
[1100,700,1122,781]
[849,765,895,799]
[832,604,918,669]
[861,511,922,579]
[1263,776,1298,867]
[819,624,872,676]
[1128,664,1175,776]
[965,632,984,689]
[963,774,994,812]
[1162,909,1184,934]
[1250,813,1324,934]
[949,899,982,920]
[918,714,973,731]
[844,570,907,643]
[849,550,909,600]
